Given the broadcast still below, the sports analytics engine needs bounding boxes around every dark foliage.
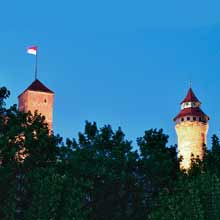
[1,86,220,220]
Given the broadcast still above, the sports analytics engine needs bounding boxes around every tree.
[137,129,179,192]
[149,173,220,220]
[23,166,90,220]
[65,121,143,220]
[0,87,61,219]
[203,135,220,174]
[6,85,220,220]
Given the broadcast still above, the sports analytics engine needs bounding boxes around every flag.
[27,46,37,55]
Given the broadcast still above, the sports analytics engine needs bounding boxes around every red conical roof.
[174,87,209,122]
[180,88,200,104]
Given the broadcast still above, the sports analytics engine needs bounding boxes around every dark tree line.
[0,87,220,220]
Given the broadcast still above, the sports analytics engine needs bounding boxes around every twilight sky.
[1,0,220,147]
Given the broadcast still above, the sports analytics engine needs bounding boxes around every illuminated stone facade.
[174,88,209,170]
[175,121,208,169]
[18,79,54,130]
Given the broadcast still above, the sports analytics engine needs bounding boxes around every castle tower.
[18,79,54,130]
[174,87,209,170]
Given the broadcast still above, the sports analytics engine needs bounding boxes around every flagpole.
[35,48,38,80]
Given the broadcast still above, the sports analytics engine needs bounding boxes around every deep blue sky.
[1,1,220,147]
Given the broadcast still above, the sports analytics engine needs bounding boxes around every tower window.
[193,117,196,121]
[187,117,190,121]
[199,117,202,122]
[181,118,184,122]
[44,99,47,103]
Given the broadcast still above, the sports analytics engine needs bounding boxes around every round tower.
[18,79,54,131]
[174,87,209,170]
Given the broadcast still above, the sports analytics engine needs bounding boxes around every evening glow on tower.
[174,88,209,170]
[18,79,54,131]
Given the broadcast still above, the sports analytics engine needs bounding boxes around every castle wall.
[175,121,208,170]
[18,91,29,112]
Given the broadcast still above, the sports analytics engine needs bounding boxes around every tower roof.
[19,79,54,97]
[174,87,209,122]
[181,88,200,104]
[174,107,209,121]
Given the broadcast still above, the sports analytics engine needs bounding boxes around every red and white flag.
[27,46,37,55]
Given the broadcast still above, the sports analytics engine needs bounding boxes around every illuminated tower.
[18,79,54,130]
[174,87,209,170]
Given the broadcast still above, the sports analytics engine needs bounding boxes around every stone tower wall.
[175,121,208,170]
[18,90,54,130]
